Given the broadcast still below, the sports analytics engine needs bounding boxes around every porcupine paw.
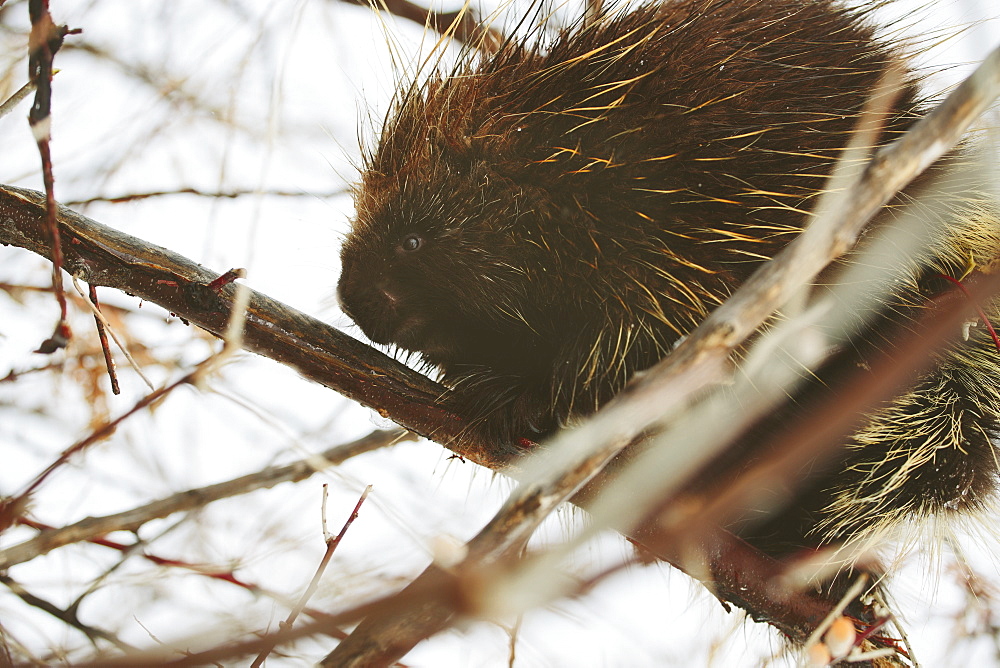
[441,369,558,457]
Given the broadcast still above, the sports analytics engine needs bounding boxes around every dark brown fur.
[338,0,1000,554]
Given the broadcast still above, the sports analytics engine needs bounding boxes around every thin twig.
[64,41,237,124]
[250,484,373,668]
[0,360,66,383]
[0,80,36,120]
[15,515,353,646]
[0,277,249,531]
[64,187,351,206]
[0,281,51,293]
[70,277,152,390]
[17,517,265,590]
[73,537,637,666]
[0,574,137,653]
[0,430,406,570]
[27,0,78,352]
[87,283,120,394]
[0,373,192,532]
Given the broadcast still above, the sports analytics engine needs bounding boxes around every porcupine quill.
[337,0,1000,632]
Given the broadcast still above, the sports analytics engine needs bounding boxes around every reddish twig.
[206,268,246,293]
[14,516,352,645]
[0,430,406,571]
[251,484,373,668]
[88,284,120,394]
[26,0,79,353]
[0,372,193,532]
[16,517,259,590]
[937,273,1000,353]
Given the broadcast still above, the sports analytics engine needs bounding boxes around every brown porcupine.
[336,0,1000,561]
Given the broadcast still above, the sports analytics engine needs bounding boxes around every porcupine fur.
[337,0,1000,573]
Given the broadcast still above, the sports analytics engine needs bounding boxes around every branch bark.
[0,183,502,472]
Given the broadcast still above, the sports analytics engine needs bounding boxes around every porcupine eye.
[399,233,423,253]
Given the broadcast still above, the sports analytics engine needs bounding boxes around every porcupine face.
[337,115,555,370]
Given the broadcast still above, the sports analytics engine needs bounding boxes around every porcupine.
[337,0,1000,564]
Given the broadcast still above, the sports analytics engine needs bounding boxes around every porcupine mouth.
[392,314,469,361]
[363,311,441,357]
[387,313,428,348]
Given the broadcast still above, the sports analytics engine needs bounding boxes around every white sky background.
[0,0,998,665]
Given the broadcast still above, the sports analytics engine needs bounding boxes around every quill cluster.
[337,0,1000,555]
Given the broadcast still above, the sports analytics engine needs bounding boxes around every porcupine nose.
[337,254,409,345]
[334,256,357,319]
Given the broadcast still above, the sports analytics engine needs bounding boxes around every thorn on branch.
[207,268,247,293]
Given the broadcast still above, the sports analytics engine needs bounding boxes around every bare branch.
[0,574,137,654]
[0,430,406,570]
[86,282,120,394]
[250,484,373,667]
[64,187,351,207]
[0,374,193,532]
[334,0,502,48]
[0,80,35,120]
[26,0,81,352]
[0,184,499,466]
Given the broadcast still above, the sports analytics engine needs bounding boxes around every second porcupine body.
[337,0,1000,553]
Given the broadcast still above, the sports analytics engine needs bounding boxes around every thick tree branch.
[0,183,499,471]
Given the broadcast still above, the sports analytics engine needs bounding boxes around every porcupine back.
[337,0,1000,555]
